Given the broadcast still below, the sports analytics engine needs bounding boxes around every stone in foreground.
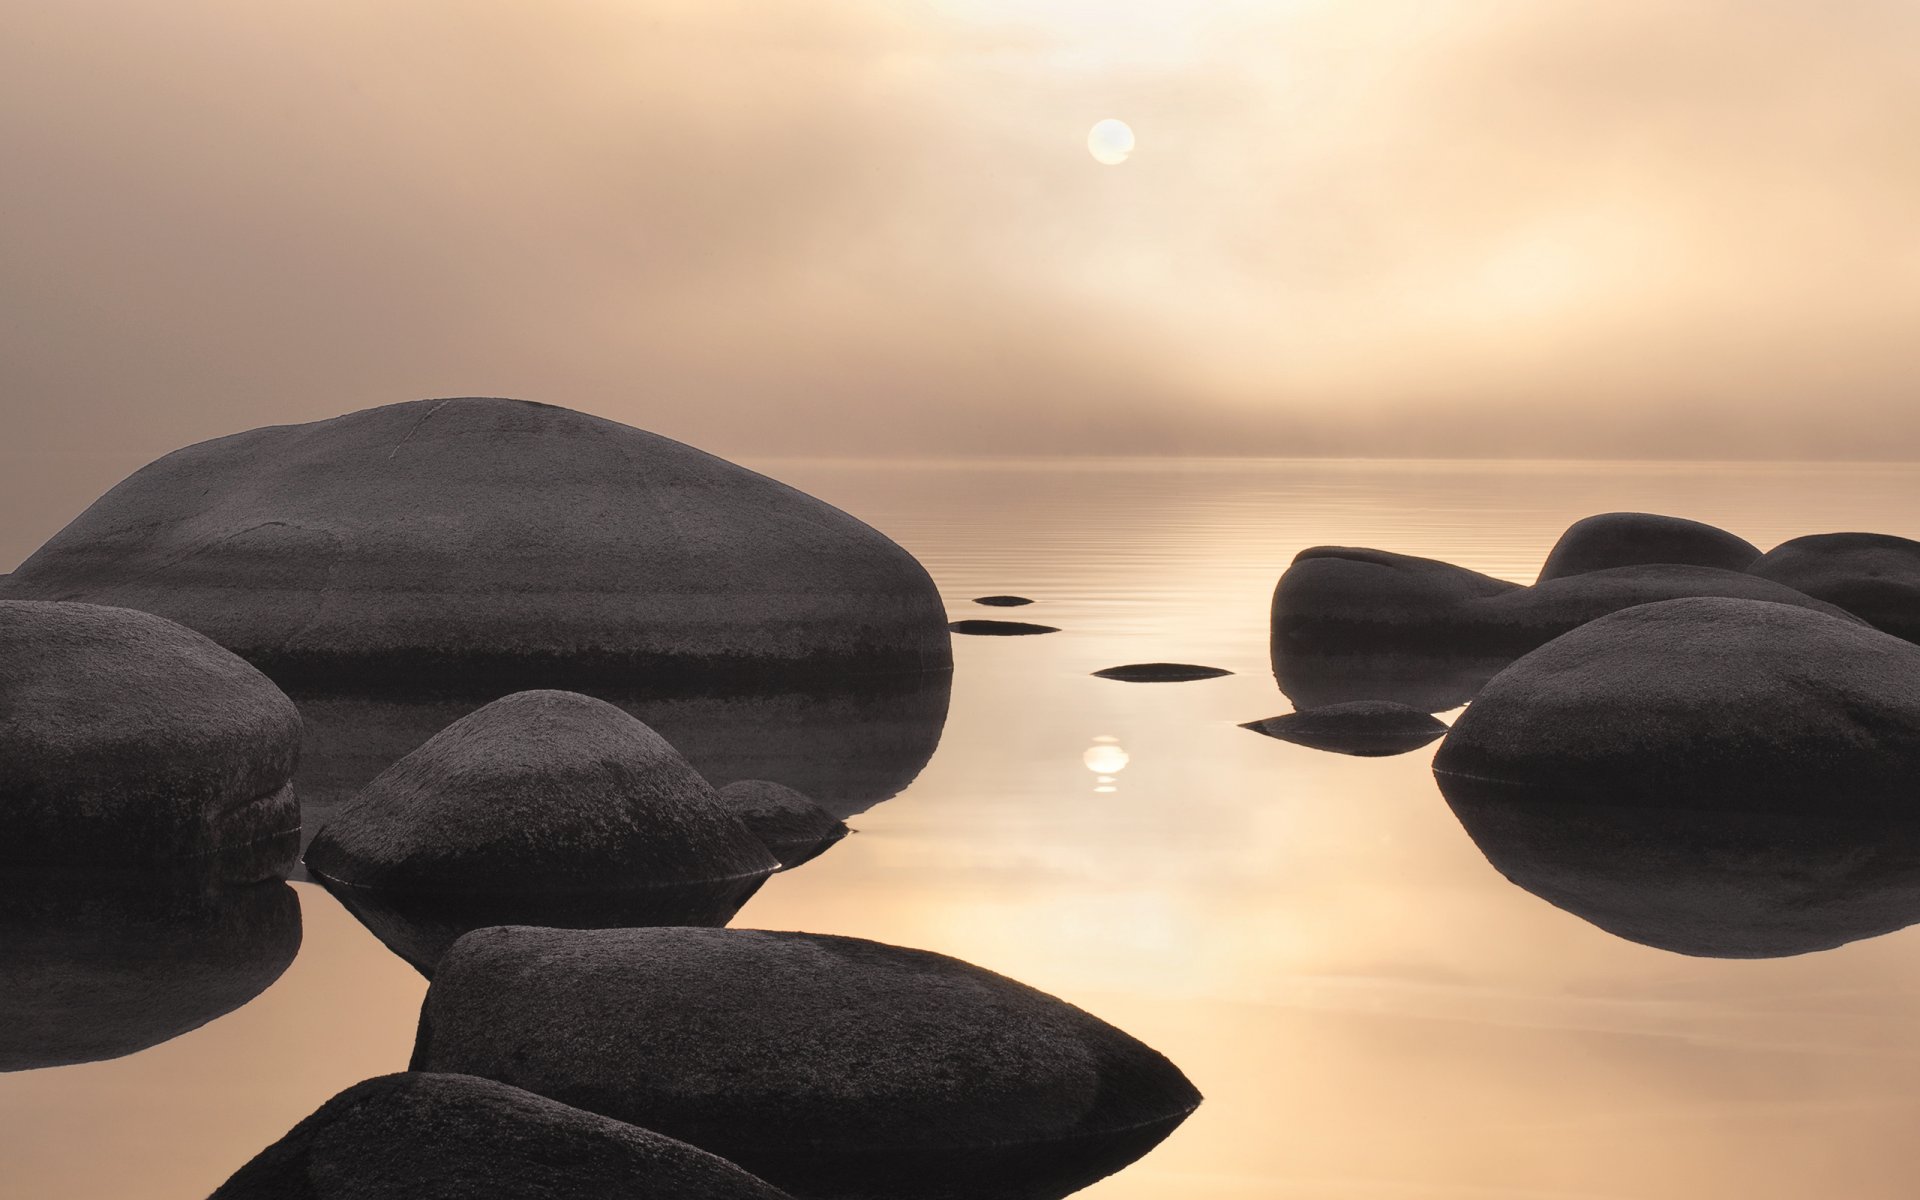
[714,781,849,869]
[1535,512,1759,583]
[1434,596,1920,816]
[0,600,301,870]
[1747,531,1920,642]
[1242,701,1447,757]
[0,398,951,688]
[1092,663,1233,682]
[412,926,1202,1200]
[211,1072,790,1200]
[306,691,778,895]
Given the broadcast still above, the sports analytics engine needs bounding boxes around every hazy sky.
[4,1,1918,460]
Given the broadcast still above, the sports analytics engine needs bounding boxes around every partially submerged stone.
[1241,701,1447,757]
[714,781,849,869]
[306,691,777,895]
[949,620,1059,636]
[972,595,1035,607]
[1747,531,1920,642]
[0,398,951,689]
[0,600,301,871]
[412,926,1202,1200]
[1536,512,1759,582]
[211,1072,790,1200]
[1092,663,1232,682]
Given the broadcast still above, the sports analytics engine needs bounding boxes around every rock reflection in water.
[1440,784,1920,958]
[0,855,302,1071]
[288,672,953,857]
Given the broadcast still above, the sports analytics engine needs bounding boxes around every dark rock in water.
[1274,547,1850,660]
[1092,663,1233,682]
[0,398,951,689]
[1536,512,1759,583]
[1271,645,1507,714]
[1241,701,1446,757]
[1442,793,1920,958]
[1434,596,1920,818]
[715,781,849,869]
[306,691,778,895]
[211,1072,789,1200]
[287,672,951,858]
[973,595,1035,607]
[1747,531,1920,642]
[412,926,1202,1200]
[0,868,300,1071]
[0,600,301,871]
[949,619,1059,636]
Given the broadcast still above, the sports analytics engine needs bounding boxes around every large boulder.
[0,600,301,870]
[714,780,848,869]
[1,873,300,1071]
[1536,512,1759,582]
[0,398,951,688]
[411,926,1202,1200]
[1747,531,1920,642]
[306,691,777,896]
[1433,596,1920,817]
[211,1072,789,1200]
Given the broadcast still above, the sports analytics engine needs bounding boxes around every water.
[6,456,1920,1198]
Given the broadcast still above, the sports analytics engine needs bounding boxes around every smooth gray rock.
[0,398,951,689]
[306,691,778,895]
[714,781,848,869]
[1443,794,1920,958]
[1433,596,1920,817]
[1536,512,1759,582]
[1274,547,1850,658]
[1,872,300,1071]
[0,600,301,870]
[1241,701,1447,757]
[412,926,1202,1200]
[1747,531,1920,642]
[211,1072,790,1200]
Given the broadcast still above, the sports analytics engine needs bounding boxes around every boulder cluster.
[1265,510,1920,955]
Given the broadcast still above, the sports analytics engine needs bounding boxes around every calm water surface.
[7,457,1920,1199]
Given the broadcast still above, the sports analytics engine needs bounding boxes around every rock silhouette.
[1,868,300,1071]
[1747,531,1920,642]
[0,398,951,689]
[211,1072,790,1200]
[0,600,301,871]
[1433,596,1920,818]
[412,926,1202,1200]
[1241,701,1447,757]
[715,780,849,869]
[1093,663,1233,682]
[972,595,1035,607]
[949,619,1059,636]
[1271,643,1508,713]
[1536,512,1759,582]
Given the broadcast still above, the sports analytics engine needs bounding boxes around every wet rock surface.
[0,600,302,870]
[0,398,952,688]
[1242,701,1447,757]
[411,926,1202,1200]
[211,1072,791,1200]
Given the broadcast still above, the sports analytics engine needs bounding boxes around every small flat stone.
[1092,663,1233,682]
[1242,701,1448,757]
[948,620,1059,636]
[972,595,1035,607]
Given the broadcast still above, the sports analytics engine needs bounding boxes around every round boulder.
[1241,701,1447,757]
[1536,512,1759,583]
[714,781,849,869]
[0,600,301,870]
[1271,547,1522,651]
[211,1072,790,1200]
[305,691,778,895]
[1747,531,1920,642]
[411,926,1202,1200]
[1433,596,1920,816]
[0,398,951,688]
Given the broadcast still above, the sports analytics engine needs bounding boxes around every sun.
[1087,118,1135,166]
